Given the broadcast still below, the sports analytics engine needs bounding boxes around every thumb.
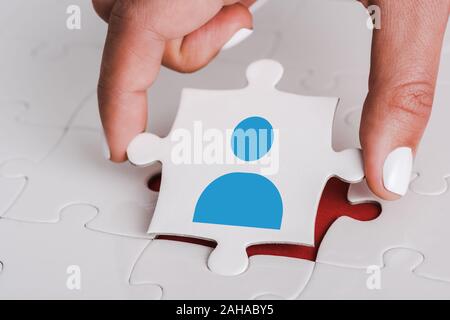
[162,3,253,72]
[360,0,449,200]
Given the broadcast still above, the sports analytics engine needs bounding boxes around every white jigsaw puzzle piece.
[317,178,450,282]
[272,0,372,96]
[301,248,450,300]
[127,59,364,276]
[130,239,314,300]
[0,0,106,53]
[0,204,161,299]
[0,129,159,241]
[85,194,159,239]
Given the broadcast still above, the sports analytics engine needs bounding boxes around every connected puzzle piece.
[130,239,314,300]
[294,71,369,151]
[0,0,106,57]
[409,82,450,195]
[0,99,63,163]
[85,194,158,239]
[0,204,161,299]
[0,176,24,217]
[0,41,101,128]
[272,0,372,97]
[0,100,64,216]
[338,82,450,195]
[317,178,450,282]
[301,248,450,299]
[0,129,159,240]
[127,60,364,276]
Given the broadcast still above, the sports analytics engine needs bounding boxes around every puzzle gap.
[147,173,162,192]
[151,178,381,261]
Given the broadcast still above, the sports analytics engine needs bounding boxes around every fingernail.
[222,28,253,50]
[101,131,110,160]
[250,0,270,13]
[383,147,413,196]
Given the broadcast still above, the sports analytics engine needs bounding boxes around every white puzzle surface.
[1,0,450,299]
[130,239,314,300]
[301,248,450,300]
[0,205,161,299]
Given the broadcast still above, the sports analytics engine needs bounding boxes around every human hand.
[92,0,254,162]
[359,0,449,199]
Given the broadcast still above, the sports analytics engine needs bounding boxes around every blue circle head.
[231,116,274,161]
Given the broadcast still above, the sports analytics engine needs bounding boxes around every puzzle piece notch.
[410,172,449,196]
[383,247,424,272]
[0,204,161,299]
[85,197,158,239]
[128,59,365,276]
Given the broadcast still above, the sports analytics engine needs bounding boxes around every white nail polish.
[101,132,110,160]
[383,147,413,196]
[222,28,253,51]
[249,0,270,13]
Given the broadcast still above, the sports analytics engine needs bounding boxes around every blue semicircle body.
[193,173,283,230]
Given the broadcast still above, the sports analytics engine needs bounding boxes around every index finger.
[97,2,166,162]
[98,0,243,162]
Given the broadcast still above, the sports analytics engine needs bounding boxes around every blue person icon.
[193,117,283,230]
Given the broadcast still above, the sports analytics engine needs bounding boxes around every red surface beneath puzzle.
[149,176,381,262]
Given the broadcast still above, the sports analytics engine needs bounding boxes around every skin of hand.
[359,0,449,200]
[94,0,450,201]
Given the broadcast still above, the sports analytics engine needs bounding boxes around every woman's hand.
[92,0,254,162]
[359,0,449,199]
